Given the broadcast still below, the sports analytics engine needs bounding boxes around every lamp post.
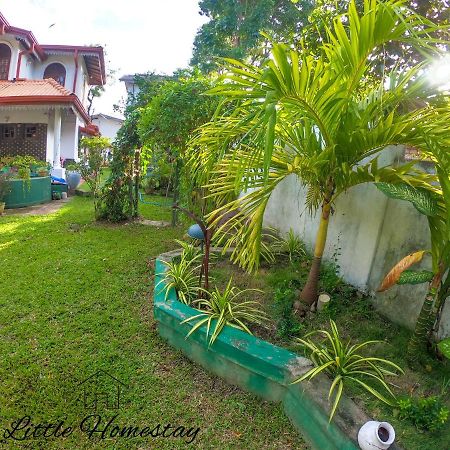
[174,204,212,291]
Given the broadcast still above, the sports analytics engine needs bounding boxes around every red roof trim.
[0,13,45,60]
[41,45,105,85]
[0,94,90,124]
[0,13,105,85]
[79,124,99,136]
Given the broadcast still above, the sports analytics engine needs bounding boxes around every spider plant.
[157,252,203,305]
[182,278,269,346]
[175,239,202,263]
[292,320,403,421]
[271,228,306,263]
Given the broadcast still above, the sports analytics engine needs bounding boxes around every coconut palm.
[188,0,449,307]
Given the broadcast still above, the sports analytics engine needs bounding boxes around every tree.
[100,73,171,222]
[300,0,449,71]
[137,69,220,225]
[76,136,110,217]
[188,0,449,310]
[191,0,314,73]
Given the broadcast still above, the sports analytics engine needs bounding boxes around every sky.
[0,0,208,117]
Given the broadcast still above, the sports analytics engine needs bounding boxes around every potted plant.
[0,172,11,214]
[36,161,50,177]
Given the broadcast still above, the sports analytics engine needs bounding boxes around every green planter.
[153,251,395,450]
[4,176,51,209]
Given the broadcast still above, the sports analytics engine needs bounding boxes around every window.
[25,125,37,138]
[2,125,15,139]
[0,44,11,80]
[43,63,66,86]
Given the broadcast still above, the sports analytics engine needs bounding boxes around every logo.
[78,370,126,411]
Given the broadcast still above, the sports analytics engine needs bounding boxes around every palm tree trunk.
[300,201,332,306]
[407,270,443,364]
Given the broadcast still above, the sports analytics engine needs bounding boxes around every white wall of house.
[60,113,79,161]
[91,115,123,142]
[263,146,450,339]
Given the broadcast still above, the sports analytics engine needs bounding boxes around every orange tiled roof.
[0,78,73,97]
[0,78,90,124]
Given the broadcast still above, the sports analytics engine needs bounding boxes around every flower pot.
[0,201,5,215]
[66,171,81,190]
[358,421,395,450]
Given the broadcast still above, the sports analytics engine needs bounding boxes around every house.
[119,74,142,100]
[119,73,171,105]
[91,113,123,143]
[0,12,105,178]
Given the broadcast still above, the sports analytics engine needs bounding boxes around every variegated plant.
[182,278,269,346]
[293,320,403,421]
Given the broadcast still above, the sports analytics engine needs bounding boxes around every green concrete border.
[154,251,377,450]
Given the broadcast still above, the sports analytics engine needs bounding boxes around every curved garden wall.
[4,176,51,209]
[153,251,403,450]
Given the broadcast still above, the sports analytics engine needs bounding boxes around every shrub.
[270,228,306,263]
[272,285,303,340]
[397,395,449,432]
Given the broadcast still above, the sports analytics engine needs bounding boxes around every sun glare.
[429,54,450,91]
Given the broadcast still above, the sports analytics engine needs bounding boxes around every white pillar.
[51,107,65,179]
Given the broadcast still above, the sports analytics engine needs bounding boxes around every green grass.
[77,168,111,192]
[211,258,450,450]
[0,198,306,449]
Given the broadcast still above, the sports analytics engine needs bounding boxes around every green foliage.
[270,228,306,263]
[75,136,110,217]
[174,239,202,264]
[191,0,313,73]
[158,251,203,305]
[141,148,173,194]
[293,320,403,421]
[100,74,172,222]
[138,70,220,223]
[272,284,302,340]
[397,395,449,432]
[437,337,450,360]
[191,0,445,273]
[0,156,48,182]
[397,269,435,285]
[182,278,269,346]
[375,182,438,216]
[138,70,218,155]
[0,172,11,201]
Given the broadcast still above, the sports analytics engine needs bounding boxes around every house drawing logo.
[78,370,126,411]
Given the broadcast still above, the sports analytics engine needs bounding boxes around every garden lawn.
[0,197,306,450]
[77,168,111,192]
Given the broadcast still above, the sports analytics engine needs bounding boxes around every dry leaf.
[378,250,426,292]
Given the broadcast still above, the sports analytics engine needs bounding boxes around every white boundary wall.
[263,146,449,339]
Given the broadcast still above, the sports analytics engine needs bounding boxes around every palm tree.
[189,0,449,308]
